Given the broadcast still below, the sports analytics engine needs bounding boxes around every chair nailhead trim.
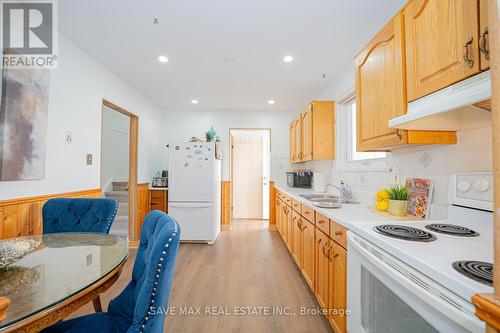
[139,221,178,332]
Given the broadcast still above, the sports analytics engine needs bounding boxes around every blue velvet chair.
[41,211,181,333]
[42,198,119,234]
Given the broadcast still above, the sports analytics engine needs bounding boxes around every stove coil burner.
[425,224,479,237]
[453,261,493,286]
[374,225,436,242]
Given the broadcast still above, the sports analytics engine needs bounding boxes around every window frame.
[335,87,390,172]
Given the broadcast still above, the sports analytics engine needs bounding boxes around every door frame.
[229,128,271,220]
[100,99,139,242]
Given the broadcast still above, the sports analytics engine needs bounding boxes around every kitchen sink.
[299,194,359,205]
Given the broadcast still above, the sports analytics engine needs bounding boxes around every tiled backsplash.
[302,126,492,216]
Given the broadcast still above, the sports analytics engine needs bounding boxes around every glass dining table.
[0,233,128,332]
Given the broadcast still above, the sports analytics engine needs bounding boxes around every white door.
[169,143,214,202]
[232,136,263,219]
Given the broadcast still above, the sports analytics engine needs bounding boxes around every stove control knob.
[457,180,471,192]
[474,179,490,192]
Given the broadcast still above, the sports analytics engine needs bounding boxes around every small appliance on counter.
[152,170,168,188]
[286,170,313,188]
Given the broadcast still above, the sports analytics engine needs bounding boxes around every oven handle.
[348,233,483,333]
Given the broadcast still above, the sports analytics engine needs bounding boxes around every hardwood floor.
[71,219,332,332]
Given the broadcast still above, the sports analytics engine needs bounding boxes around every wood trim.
[0,189,101,240]
[221,181,231,230]
[269,181,276,230]
[0,189,101,206]
[0,258,127,333]
[474,0,500,330]
[101,99,139,242]
[136,183,150,237]
[473,294,500,331]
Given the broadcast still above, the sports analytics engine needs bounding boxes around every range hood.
[389,70,492,131]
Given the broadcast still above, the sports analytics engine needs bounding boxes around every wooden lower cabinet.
[276,199,282,234]
[292,211,302,265]
[301,219,315,290]
[328,240,348,333]
[284,205,292,251]
[315,229,330,310]
[149,189,168,213]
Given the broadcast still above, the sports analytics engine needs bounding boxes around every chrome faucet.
[327,180,352,200]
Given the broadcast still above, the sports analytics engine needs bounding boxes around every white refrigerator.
[168,142,221,244]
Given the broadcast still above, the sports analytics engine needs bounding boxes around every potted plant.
[387,184,409,216]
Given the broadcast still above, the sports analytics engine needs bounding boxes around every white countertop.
[149,184,168,191]
[274,184,394,231]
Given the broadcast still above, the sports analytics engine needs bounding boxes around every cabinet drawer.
[315,212,330,235]
[330,221,347,249]
[283,194,292,206]
[150,190,165,199]
[301,205,314,222]
[292,199,302,213]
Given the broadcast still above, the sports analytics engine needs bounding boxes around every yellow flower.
[376,189,390,202]
[376,200,389,211]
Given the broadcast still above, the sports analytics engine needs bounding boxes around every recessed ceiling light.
[283,55,293,63]
[268,100,275,105]
[191,99,199,104]
[158,55,168,63]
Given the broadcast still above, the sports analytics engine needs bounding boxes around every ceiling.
[59,0,406,111]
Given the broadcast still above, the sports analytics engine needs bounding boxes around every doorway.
[230,129,271,220]
[100,100,139,242]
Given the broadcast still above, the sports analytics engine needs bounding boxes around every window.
[348,99,386,161]
[336,90,388,171]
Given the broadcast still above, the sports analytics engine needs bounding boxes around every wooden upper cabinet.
[355,13,407,151]
[479,0,490,70]
[290,101,334,163]
[289,120,296,162]
[404,0,480,101]
[311,101,335,160]
[301,107,313,162]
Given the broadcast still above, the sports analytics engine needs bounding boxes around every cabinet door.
[287,206,293,251]
[328,241,347,333]
[355,14,406,151]
[276,199,282,235]
[300,219,315,290]
[294,117,302,162]
[292,211,302,266]
[290,121,296,162]
[301,107,313,161]
[479,0,490,70]
[404,0,480,101]
[315,229,329,309]
[283,206,290,248]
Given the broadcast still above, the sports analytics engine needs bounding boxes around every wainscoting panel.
[269,181,276,229]
[221,181,231,230]
[0,189,101,240]
[136,183,150,239]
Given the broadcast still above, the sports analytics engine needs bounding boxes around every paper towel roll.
[314,172,326,193]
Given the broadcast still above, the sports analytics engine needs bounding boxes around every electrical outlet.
[392,168,400,185]
[86,154,93,165]
[65,131,73,144]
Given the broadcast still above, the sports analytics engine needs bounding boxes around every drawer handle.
[318,219,325,224]
[480,27,489,60]
[463,36,474,68]
[304,211,310,215]
[335,230,343,236]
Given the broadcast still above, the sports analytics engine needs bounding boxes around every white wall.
[0,34,165,200]
[301,66,493,215]
[100,105,130,191]
[162,109,298,185]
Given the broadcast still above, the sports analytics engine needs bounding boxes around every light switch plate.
[86,154,93,165]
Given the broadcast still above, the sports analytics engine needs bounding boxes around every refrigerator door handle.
[169,202,213,208]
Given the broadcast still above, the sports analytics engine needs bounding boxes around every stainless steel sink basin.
[300,194,338,200]
[312,201,342,209]
[299,194,359,204]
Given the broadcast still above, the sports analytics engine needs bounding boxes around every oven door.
[347,232,484,333]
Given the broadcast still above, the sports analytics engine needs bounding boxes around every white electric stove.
[347,173,493,333]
